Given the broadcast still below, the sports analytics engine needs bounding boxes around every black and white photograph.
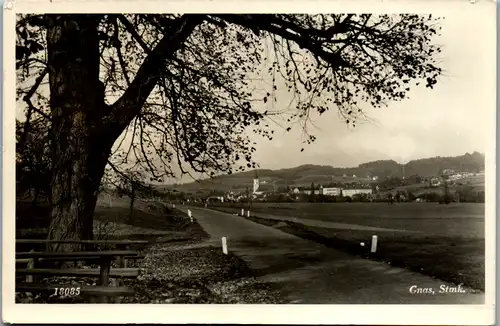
[2,0,496,324]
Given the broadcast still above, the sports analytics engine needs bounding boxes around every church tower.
[253,171,260,194]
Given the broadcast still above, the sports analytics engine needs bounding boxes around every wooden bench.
[15,239,148,303]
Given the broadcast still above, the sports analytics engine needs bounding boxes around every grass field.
[385,175,485,195]
[15,196,208,251]
[209,202,485,291]
[214,202,484,238]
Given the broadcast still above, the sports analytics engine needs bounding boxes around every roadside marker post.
[222,237,228,255]
[247,210,250,217]
[371,235,378,253]
[241,208,244,216]
[188,209,193,223]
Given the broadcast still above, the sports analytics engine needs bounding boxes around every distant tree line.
[249,189,485,204]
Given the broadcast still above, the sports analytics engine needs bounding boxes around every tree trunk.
[43,15,200,250]
[45,15,113,251]
[47,138,112,249]
[32,187,39,207]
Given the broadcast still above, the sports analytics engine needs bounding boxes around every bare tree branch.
[106,15,205,136]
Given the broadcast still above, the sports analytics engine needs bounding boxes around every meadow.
[215,202,484,237]
[210,202,486,290]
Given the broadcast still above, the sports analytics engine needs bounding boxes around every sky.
[165,7,495,183]
[245,8,495,171]
[15,8,496,184]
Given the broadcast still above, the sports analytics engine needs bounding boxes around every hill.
[159,152,485,194]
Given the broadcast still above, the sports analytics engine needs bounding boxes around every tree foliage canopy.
[16,14,443,182]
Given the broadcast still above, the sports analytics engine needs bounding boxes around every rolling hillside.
[160,152,485,194]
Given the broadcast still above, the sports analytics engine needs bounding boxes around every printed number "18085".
[54,287,81,296]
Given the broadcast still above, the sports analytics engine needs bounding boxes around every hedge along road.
[176,205,484,304]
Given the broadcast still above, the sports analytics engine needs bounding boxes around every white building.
[342,188,373,198]
[321,187,341,196]
[303,189,321,195]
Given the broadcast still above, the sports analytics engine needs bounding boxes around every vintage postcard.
[2,0,496,324]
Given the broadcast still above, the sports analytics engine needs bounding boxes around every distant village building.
[290,187,320,195]
[225,191,236,201]
[321,187,341,196]
[443,169,455,176]
[253,177,260,194]
[207,196,224,203]
[430,177,441,187]
[447,172,474,181]
[303,189,321,195]
[342,188,373,198]
[251,176,267,196]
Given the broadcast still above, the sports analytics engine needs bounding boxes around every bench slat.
[16,258,33,264]
[16,283,136,296]
[38,255,145,262]
[16,251,139,259]
[17,239,148,245]
[16,268,140,278]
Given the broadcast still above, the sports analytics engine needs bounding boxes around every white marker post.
[221,237,228,255]
[371,235,378,253]
[247,210,250,217]
[241,208,244,216]
[188,209,193,223]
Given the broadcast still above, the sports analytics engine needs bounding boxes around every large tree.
[16,14,443,247]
